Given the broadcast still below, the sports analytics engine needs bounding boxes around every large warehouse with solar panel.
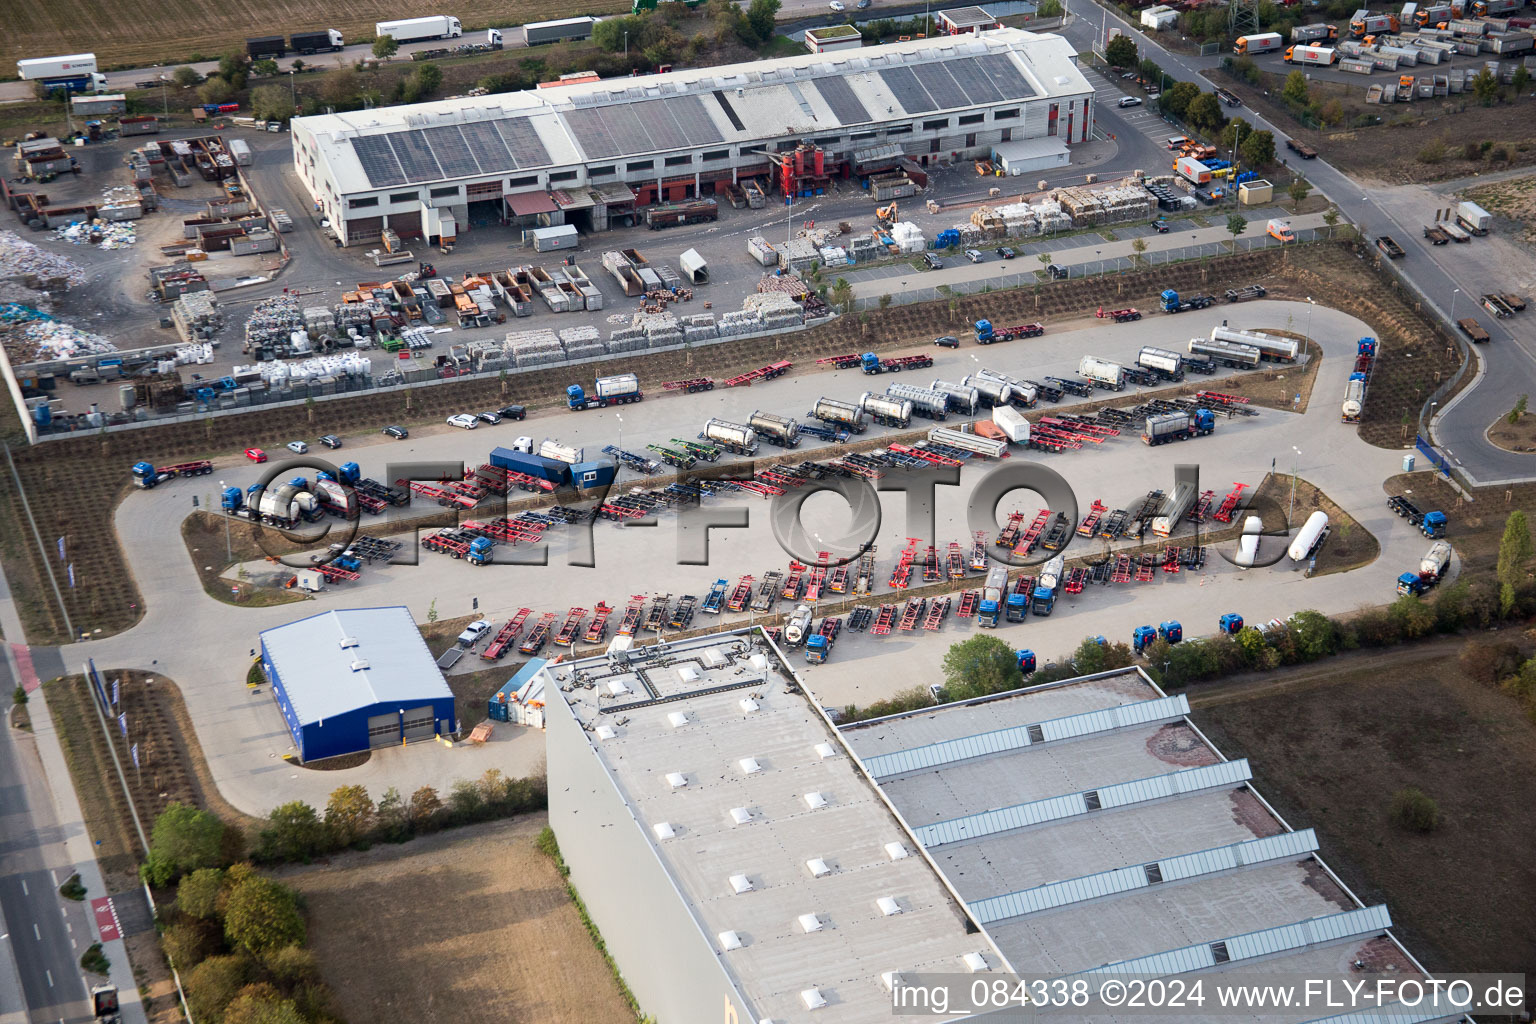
[289,28,1093,247]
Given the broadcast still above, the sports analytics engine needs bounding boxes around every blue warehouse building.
[259,606,457,763]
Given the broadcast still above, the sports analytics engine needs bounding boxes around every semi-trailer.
[1285,138,1318,159]
[1288,510,1331,562]
[963,374,1015,408]
[973,319,1045,343]
[1342,373,1367,421]
[1291,22,1339,41]
[375,15,463,41]
[538,439,584,464]
[930,379,981,414]
[290,29,346,53]
[1286,44,1339,63]
[975,368,1038,407]
[1159,289,1216,314]
[1078,355,1127,391]
[16,53,108,93]
[1209,325,1299,362]
[1387,494,1448,537]
[992,406,1031,444]
[130,458,214,488]
[1423,224,1450,244]
[928,426,1009,458]
[1397,540,1452,594]
[567,372,642,410]
[1235,515,1264,568]
[858,392,913,428]
[1455,200,1492,235]
[886,383,950,420]
[1137,346,1186,381]
[747,410,800,447]
[808,397,867,432]
[1458,317,1491,343]
[1440,220,1470,242]
[1374,235,1406,259]
[1142,409,1216,445]
[978,566,1009,627]
[701,418,759,456]
[1233,31,1284,52]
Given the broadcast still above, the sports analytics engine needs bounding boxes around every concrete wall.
[545,685,756,1024]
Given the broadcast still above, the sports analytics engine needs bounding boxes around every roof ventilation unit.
[962,952,989,973]
[804,791,829,809]
[814,742,837,759]
[348,659,370,671]
[739,697,760,713]
[729,874,754,894]
[882,971,903,992]
[718,930,744,951]
[653,822,676,840]
[595,725,617,740]
[730,807,754,824]
[876,896,903,916]
[801,988,828,1010]
[798,913,824,933]
[667,711,689,728]
[885,842,910,861]
[666,772,689,789]
[806,858,831,878]
[740,757,763,775]
[607,679,630,695]
[338,636,359,649]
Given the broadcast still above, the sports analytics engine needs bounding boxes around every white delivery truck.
[375,15,463,41]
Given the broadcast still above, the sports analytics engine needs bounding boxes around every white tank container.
[1287,510,1329,562]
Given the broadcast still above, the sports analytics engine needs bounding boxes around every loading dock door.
[402,706,436,742]
[367,711,399,748]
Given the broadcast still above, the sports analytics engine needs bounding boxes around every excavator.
[874,200,898,229]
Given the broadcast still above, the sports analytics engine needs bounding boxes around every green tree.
[1037,0,1063,15]
[744,0,781,44]
[1318,98,1345,126]
[224,874,306,955]
[185,955,252,1023]
[1287,610,1337,660]
[413,62,444,95]
[255,801,327,863]
[1130,237,1148,268]
[1186,91,1226,132]
[320,67,361,109]
[1162,81,1200,120]
[1390,787,1439,831]
[160,918,220,971]
[324,785,375,847]
[218,52,245,81]
[176,867,225,919]
[375,786,408,841]
[1388,594,1437,639]
[1497,509,1532,597]
[372,35,400,60]
[222,983,309,1024]
[941,634,1019,700]
[830,277,854,312]
[1282,69,1311,107]
[172,66,201,88]
[1287,177,1312,209]
[1239,130,1275,168]
[1218,117,1253,153]
[1105,34,1139,68]
[409,786,443,831]
[250,59,280,77]
[1513,66,1530,94]
[1070,636,1133,674]
[1225,214,1247,251]
[1508,394,1528,425]
[1471,66,1498,106]
[250,84,295,123]
[1234,626,1275,669]
[12,685,26,707]
[1322,207,1340,237]
[141,802,225,887]
[592,17,630,50]
[1138,58,1162,84]
[197,77,237,106]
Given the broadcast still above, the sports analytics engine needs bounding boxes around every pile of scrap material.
[0,304,114,362]
[54,219,138,249]
[0,230,87,287]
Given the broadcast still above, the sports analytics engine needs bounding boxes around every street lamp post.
[1449,287,1459,324]
[1304,295,1314,344]
[616,412,623,455]
[219,480,232,560]
[1288,446,1301,525]
[159,74,168,118]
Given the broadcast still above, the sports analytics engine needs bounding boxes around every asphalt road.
[0,664,96,1024]
[1057,0,1536,484]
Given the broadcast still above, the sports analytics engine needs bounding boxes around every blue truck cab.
[1159,289,1181,312]
[467,537,494,566]
[1132,625,1157,653]
[1420,511,1447,538]
[1030,586,1056,616]
[1005,593,1028,622]
[1016,649,1037,674]
[1396,572,1428,596]
[1157,620,1183,644]
[130,461,164,488]
[974,319,995,343]
[337,461,361,485]
[978,599,1001,627]
[221,486,244,511]
[1358,337,1378,357]
[1218,613,1244,635]
[859,352,883,374]
[1193,408,1216,434]
[805,634,830,663]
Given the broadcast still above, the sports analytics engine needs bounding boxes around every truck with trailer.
[1387,494,1447,537]
[973,319,1045,344]
[1397,540,1452,595]
[290,29,346,53]
[1159,289,1215,314]
[930,379,981,414]
[130,458,214,488]
[375,16,463,41]
[1210,325,1299,362]
[701,418,759,456]
[858,392,913,428]
[747,410,799,447]
[1351,10,1400,35]
[886,383,949,420]
[977,566,1009,627]
[1291,22,1339,41]
[1136,346,1186,381]
[1142,409,1216,445]
[1455,200,1492,235]
[1286,44,1339,64]
[17,54,108,93]
[567,372,642,410]
[1078,356,1127,392]
[1233,32,1284,53]
[808,397,867,432]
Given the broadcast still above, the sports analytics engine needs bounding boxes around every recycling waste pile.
[0,304,115,361]
[53,219,137,249]
[0,230,88,286]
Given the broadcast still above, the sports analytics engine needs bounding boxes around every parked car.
[933,335,960,348]
[1118,96,1143,108]
[1047,263,1068,279]
[498,404,527,420]
[477,411,502,424]
[857,0,870,7]
[446,414,479,430]
[829,0,846,9]
[286,441,309,454]
[995,246,1016,259]
[244,447,267,463]
[318,434,342,449]
[1151,219,1169,233]
[457,620,491,648]
[922,253,943,270]
[381,425,408,439]
[964,249,984,263]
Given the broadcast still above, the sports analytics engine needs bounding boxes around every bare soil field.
[1,0,628,71]
[1462,175,1536,248]
[1191,638,1536,976]
[1214,70,1536,186]
[1486,409,1536,454]
[279,814,635,1024]
[0,242,1455,645]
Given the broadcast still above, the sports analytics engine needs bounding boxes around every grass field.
[2,0,628,71]
[281,814,635,1024]
[1191,636,1536,976]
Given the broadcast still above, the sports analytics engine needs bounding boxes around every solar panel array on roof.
[350,134,406,187]
[712,90,747,132]
[810,75,871,125]
[948,58,1004,104]
[421,125,480,178]
[566,94,722,160]
[391,129,443,182]
[976,52,1036,98]
[497,117,552,168]
[459,120,515,172]
[914,64,970,110]
[880,66,937,114]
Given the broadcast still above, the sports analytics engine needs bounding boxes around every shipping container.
[375,15,463,41]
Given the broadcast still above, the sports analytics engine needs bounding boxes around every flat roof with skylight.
[544,631,1004,1023]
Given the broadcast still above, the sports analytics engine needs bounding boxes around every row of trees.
[165,864,336,1024]
[141,770,546,888]
[592,0,781,61]
[841,510,1535,721]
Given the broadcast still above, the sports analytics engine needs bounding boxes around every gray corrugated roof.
[260,606,451,726]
